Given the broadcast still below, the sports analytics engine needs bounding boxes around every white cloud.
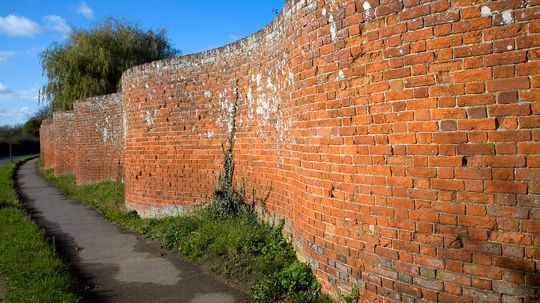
[0,85,40,124]
[0,14,41,37]
[77,1,93,19]
[0,106,34,123]
[0,83,11,94]
[0,51,15,63]
[19,106,31,115]
[44,15,71,34]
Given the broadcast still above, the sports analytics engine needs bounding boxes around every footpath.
[16,158,248,303]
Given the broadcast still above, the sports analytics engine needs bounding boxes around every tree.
[22,117,41,138]
[34,105,52,121]
[40,18,179,111]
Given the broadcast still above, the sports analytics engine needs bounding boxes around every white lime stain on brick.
[481,6,492,17]
[206,131,215,139]
[123,112,127,139]
[328,12,337,43]
[363,1,372,18]
[322,8,327,16]
[502,10,514,24]
[288,71,294,86]
[507,45,513,50]
[336,70,345,81]
[204,90,212,98]
[145,111,153,126]
[246,87,254,119]
[216,87,236,133]
[102,127,108,143]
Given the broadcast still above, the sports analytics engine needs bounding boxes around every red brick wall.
[122,0,540,301]
[40,119,55,170]
[51,111,75,176]
[74,93,124,185]
[44,0,540,301]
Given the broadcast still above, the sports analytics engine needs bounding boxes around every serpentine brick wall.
[43,0,540,301]
[73,93,124,185]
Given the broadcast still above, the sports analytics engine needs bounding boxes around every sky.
[0,0,285,126]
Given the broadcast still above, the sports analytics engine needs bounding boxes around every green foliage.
[34,105,52,122]
[339,285,360,303]
[0,125,40,157]
[40,17,179,111]
[0,159,82,302]
[22,117,41,138]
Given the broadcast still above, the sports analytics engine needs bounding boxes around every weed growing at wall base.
[0,159,81,302]
[38,161,332,302]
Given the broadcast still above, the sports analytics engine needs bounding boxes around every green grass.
[0,159,82,303]
[38,160,332,303]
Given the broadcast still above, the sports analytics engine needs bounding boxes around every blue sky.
[0,0,285,125]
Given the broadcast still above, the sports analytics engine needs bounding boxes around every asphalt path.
[16,158,248,303]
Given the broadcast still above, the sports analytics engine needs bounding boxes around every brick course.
[42,0,540,301]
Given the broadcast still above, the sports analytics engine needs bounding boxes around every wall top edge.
[73,92,122,107]
[52,110,74,119]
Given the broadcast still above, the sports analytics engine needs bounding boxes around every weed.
[339,285,360,303]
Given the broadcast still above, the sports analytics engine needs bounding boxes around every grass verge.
[38,160,334,303]
[0,159,82,302]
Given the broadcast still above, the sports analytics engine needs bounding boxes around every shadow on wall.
[41,0,540,301]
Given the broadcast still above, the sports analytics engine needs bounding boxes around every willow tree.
[40,18,179,111]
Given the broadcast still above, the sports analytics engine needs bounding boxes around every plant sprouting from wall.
[210,79,249,219]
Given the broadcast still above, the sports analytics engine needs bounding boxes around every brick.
[493,281,537,298]
[486,181,528,194]
[458,144,495,155]
[467,107,487,119]
[494,257,536,272]
[487,78,530,92]
[440,120,457,131]
[453,68,492,83]
[463,264,502,280]
[427,35,462,50]
[491,231,532,245]
[463,287,501,302]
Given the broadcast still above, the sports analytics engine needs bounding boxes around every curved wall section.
[74,93,124,185]
[52,111,75,176]
[40,119,55,170]
[122,1,295,218]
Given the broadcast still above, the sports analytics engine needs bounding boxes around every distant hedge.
[0,139,39,158]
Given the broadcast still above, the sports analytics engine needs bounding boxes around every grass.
[38,160,333,303]
[0,159,82,303]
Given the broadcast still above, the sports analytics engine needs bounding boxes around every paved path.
[16,159,248,303]
[0,154,34,167]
